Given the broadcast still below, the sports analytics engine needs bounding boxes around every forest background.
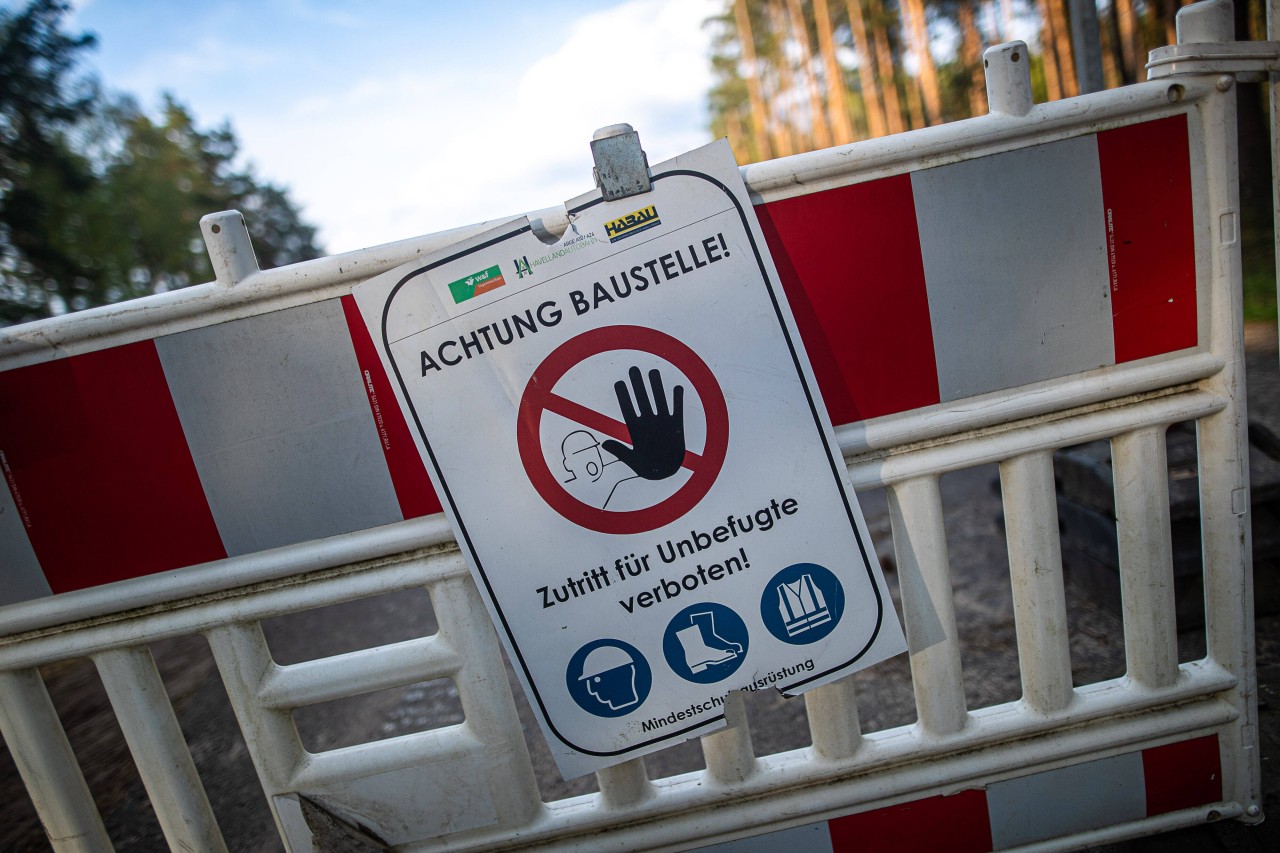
[705,0,1274,321]
[1,0,1275,325]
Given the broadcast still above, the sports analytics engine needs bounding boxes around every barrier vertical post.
[1111,427,1180,690]
[1001,451,1073,713]
[93,647,228,852]
[1175,0,1264,823]
[889,476,968,736]
[0,670,112,852]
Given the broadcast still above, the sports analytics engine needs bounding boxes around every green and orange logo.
[447,264,507,304]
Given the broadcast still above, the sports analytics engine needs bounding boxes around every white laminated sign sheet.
[354,141,906,778]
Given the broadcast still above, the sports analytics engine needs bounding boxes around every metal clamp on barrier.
[1147,0,1280,80]
[591,123,651,201]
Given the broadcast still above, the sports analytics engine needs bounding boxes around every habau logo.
[447,264,507,304]
[604,204,661,243]
[514,256,533,279]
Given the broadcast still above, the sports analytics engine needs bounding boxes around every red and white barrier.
[697,735,1222,852]
[0,116,1197,607]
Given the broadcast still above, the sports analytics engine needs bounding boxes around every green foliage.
[0,0,322,326]
[1242,216,1278,324]
[0,0,99,323]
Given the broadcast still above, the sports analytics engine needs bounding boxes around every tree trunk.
[1046,0,1079,97]
[1099,2,1123,88]
[787,0,834,149]
[726,110,751,164]
[734,0,773,161]
[901,0,943,124]
[958,0,987,116]
[769,1,802,154]
[814,0,855,144]
[1161,0,1179,47]
[1114,0,1139,83]
[867,0,906,134]
[846,0,887,138]
[1037,0,1064,100]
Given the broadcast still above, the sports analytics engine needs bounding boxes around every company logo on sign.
[513,256,533,279]
[447,265,507,304]
[604,205,661,243]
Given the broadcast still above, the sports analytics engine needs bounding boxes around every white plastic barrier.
[0,1,1271,849]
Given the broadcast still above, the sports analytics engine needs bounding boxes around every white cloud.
[233,0,719,255]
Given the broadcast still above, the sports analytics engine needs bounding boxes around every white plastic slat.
[93,646,228,852]
[888,476,968,736]
[804,675,862,761]
[0,547,462,671]
[424,571,543,826]
[259,635,460,710]
[1112,427,1181,689]
[596,758,652,807]
[0,669,112,852]
[206,622,306,794]
[1001,451,1074,713]
[702,691,758,784]
[848,388,1224,489]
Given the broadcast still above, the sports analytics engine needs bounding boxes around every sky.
[60,0,721,255]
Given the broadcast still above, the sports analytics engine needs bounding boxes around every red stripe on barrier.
[827,789,993,853]
[0,341,226,592]
[758,174,939,424]
[1097,115,1197,363]
[1143,734,1222,816]
[341,295,441,519]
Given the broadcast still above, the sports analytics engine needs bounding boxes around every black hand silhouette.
[602,366,686,481]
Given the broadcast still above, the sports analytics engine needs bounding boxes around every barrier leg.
[0,669,111,852]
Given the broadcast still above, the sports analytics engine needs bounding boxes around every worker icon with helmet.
[566,638,652,717]
[560,429,634,509]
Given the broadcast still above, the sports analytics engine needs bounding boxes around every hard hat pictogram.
[579,644,634,679]
[566,638,652,718]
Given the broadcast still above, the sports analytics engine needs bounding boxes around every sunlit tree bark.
[868,0,907,133]
[786,0,833,149]
[1037,0,1064,99]
[901,0,942,124]
[734,0,773,161]
[1114,0,1139,83]
[1099,2,1123,88]
[1160,0,1179,47]
[1046,0,1078,96]
[814,0,855,144]
[958,0,987,116]
[845,0,887,137]
[768,1,802,154]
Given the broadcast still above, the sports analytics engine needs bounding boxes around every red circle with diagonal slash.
[517,325,729,534]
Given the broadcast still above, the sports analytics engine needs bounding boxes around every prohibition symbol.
[517,325,728,534]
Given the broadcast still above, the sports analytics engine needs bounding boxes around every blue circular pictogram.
[760,563,845,645]
[566,639,652,717]
[661,602,750,684]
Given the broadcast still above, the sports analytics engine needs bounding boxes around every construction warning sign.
[353,140,906,778]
